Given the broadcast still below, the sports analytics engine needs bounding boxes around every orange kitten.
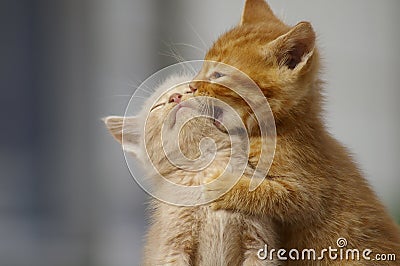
[191,0,400,264]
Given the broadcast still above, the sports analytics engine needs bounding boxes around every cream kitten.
[104,74,279,265]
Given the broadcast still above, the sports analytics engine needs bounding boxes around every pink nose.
[169,93,182,103]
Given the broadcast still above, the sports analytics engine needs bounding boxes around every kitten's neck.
[275,82,324,137]
[249,82,328,168]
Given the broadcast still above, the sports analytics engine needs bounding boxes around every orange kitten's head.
[190,0,320,132]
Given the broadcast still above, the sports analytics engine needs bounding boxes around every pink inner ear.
[274,22,315,69]
[286,43,311,70]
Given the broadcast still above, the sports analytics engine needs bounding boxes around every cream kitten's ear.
[240,0,281,25]
[268,22,316,71]
[103,116,141,154]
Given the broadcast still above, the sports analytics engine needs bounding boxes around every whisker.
[126,78,142,87]
[140,83,156,93]
[199,98,213,135]
[169,44,186,63]
[171,42,205,54]
[108,94,134,98]
[131,95,149,99]
[136,87,153,95]
[162,40,200,75]
[171,47,198,74]
[159,52,182,63]
[186,20,208,49]
[159,45,184,63]
[126,78,157,95]
[162,40,185,63]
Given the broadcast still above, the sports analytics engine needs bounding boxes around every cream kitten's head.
[104,74,247,180]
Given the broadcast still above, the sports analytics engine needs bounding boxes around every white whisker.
[171,42,205,54]
[137,87,153,95]
[186,20,208,49]
[161,40,200,75]
[109,94,133,97]
[131,95,149,99]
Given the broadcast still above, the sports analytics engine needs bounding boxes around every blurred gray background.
[1,0,399,265]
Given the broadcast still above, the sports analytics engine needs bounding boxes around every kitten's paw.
[209,200,226,211]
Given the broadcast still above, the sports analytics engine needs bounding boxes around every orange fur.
[195,0,400,264]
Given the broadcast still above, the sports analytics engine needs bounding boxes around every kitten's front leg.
[203,174,256,213]
[203,172,320,221]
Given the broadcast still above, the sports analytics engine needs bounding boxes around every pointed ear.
[103,116,141,154]
[268,22,316,71]
[104,116,124,143]
[240,0,281,25]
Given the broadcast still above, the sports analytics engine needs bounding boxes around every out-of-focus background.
[1,0,399,265]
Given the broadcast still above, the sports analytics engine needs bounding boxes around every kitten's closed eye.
[210,72,224,80]
[150,103,166,112]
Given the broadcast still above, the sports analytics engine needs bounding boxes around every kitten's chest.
[194,207,244,265]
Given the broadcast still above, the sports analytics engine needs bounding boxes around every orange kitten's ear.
[240,0,281,25]
[103,116,140,154]
[268,22,316,71]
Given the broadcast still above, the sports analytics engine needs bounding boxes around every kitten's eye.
[210,72,224,80]
[150,103,165,112]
